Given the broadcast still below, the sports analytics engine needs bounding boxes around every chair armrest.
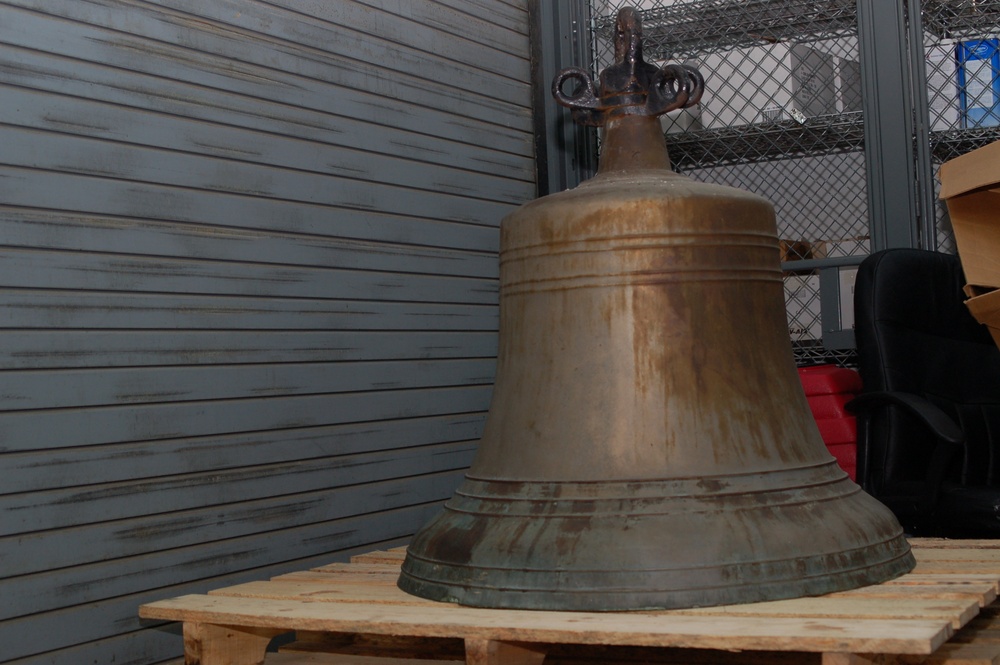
[846,391,964,445]
[846,390,964,516]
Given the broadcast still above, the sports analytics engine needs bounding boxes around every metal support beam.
[857,0,922,250]
[529,0,598,196]
[906,0,938,250]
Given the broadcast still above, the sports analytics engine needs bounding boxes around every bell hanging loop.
[552,6,705,126]
[551,67,602,127]
[647,64,705,116]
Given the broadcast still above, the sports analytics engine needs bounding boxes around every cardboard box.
[939,139,1000,346]
[939,139,1000,288]
[965,286,1000,348]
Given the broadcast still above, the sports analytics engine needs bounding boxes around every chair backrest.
[854,248,1000,494]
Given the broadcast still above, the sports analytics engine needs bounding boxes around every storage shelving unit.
[590,0,869,366]
[583,0,1000,366]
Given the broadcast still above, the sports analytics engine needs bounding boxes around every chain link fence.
[588,0,1000,367]
[590,0,867,367]
[921,0,1000,252]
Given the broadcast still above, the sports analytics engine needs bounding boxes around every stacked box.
[797,364,862,480]
[939,140,1000,348]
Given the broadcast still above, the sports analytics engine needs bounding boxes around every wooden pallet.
[140,539,1000,665]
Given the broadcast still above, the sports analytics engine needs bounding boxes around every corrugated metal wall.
[0,0,533,662]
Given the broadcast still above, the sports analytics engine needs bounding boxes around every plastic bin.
[797,364,862,480]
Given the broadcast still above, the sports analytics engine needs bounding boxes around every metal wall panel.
[0,0,533,662]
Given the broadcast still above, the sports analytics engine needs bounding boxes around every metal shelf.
[665,113,865,169]
[930,126,1000,162]
[594,0,858,61]
[923,1,1000,40]
[604,0,1000,58]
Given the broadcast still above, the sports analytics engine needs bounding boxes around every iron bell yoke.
[397,6,914,611]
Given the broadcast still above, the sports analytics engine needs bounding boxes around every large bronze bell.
[397,6,914,611]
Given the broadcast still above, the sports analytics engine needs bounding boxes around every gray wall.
[0,1,534,663]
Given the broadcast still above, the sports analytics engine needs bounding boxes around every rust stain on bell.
[397,6,913,610]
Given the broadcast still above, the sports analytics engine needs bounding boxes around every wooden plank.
[0,0,530,662]
[299,562,404,576]
[0,288,498,331]
[965,608,1000,626]
[139,593,952,655]
[0,1,532,127]
[129,545,1000,665]
[133,543,1000,661]
[1,505,428,620]
[215,578,992,621]
[0,167,504,250]
[0,86,532,202]
[1,442,474,535]
[676,597,979,630]
[2,628,187,665]
[0,385,492,452]
[0,358,496,411]
[0,119,531,209]
[349,0,528,54]
[464,638,546,665]
[0,413,483,495]
[274,569,403,585]
[0,547,392,663]
[0,247,498,303]
[161,0,530,78]
[884,574,1000,591]
[183,622,281,665]
[1,472,461,577]
[913,550,1000,563]
[0,209,500,279]
[0,330,498,370]
[272,569,1000,601]
[884,539,1000,551]
[3,129,533,231]
[353,550,408,564]
[0,47,533,172]
[212,579,439,606]
[430,0,529,34]
[914,563,1000,575]
[826,584,996,607]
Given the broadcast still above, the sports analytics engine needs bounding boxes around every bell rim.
[397,541,915,611]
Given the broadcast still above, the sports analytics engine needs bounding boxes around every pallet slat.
[351,550,408,564]
[140,541,1000,663]
[140,593,951,655]
[677,596,979,629]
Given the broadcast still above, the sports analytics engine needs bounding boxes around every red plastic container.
[815,416,857,446]
[797,364,862,481]
[797,364,863,396]
[826,442,857,481]
[806,392,853,419]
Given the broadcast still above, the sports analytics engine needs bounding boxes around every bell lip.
[397,541,915,611]
[395,462,915,612]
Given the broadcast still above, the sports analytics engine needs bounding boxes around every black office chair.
[851,248,1000,537]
